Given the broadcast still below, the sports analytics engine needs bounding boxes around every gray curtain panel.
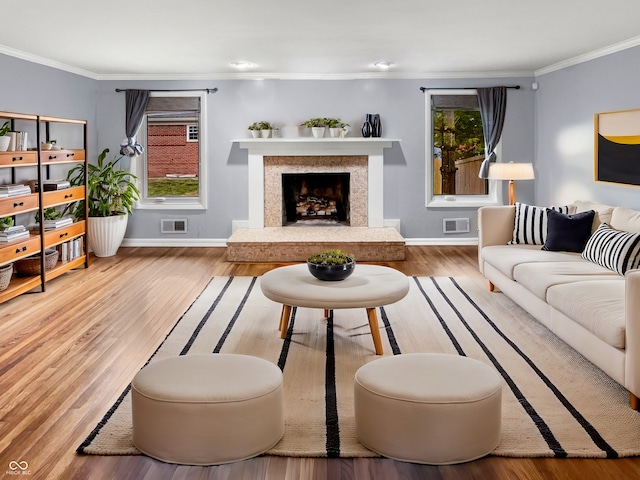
[120,89,150,157]
[477,87,507,179]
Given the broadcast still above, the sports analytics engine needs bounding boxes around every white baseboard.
[121,236,477,248]
[404,237,478,246]
[121,238,228,248]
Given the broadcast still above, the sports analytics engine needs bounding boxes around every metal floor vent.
[161,219,187,233]
[443,217,470,234]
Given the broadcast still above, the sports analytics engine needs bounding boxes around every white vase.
[88,215,128,257]
[261,129,271,138]
[311,127,325,138]
[0,136,10,152]
[250,130,261,138]
[329,128,342,138]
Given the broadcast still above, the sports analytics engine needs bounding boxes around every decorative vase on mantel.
[361,114,382,138]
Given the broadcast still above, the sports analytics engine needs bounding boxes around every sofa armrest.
[624,269,640,401]
[477,206,515,273]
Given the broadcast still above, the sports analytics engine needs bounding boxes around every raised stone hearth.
[226,226,405,262]
[230,138,404,262]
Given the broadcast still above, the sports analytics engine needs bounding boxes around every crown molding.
[0,45,98,79]
[535,34,640,77]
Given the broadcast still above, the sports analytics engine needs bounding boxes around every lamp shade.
[488,162,535,181]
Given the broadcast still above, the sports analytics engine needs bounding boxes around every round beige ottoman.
[354,353,502,465]
[131,354,284,465]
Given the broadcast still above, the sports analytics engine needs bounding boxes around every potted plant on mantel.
[67,148,140,257]
[307,249,356,281]
[301,118,330,138]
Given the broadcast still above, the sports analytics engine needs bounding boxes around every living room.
[2,1,640,479]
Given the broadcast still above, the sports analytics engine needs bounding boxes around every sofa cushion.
[481,245,584,280]
[573,200,615,233]
[610,206,640,233]
[510,202,573,245]
[542,209,595,253]
[513,261,620,301]
[582,223,640,275]
[546,281,625,349]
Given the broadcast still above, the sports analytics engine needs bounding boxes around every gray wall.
[0,54,97,156]
[536,45,640,210]
[97,77,535,241]
[1,52,536,241]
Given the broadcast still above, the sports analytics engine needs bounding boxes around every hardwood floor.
[1,246,638,479]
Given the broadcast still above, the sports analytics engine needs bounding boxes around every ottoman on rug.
[131,354,284,465]
[354,353,502,465]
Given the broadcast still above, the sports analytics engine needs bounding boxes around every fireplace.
[282,172,350,226]
[237,137,393,228]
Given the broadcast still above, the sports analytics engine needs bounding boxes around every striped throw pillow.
[510,202,572,245]
[581,223,640,275]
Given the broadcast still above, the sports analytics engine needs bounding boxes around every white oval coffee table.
[260,264,410,355]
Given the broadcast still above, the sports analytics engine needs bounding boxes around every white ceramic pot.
[329,128,342,138]
[0,136,10,152]
[88,215,128,257]
[311,127,325,138]
[250,130,261,138]
[261,129,271,138]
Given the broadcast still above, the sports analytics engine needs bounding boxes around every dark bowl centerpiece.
[307,249,355,281]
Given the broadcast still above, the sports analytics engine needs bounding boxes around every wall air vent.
[161,219,188,233]
[443,218,470,234]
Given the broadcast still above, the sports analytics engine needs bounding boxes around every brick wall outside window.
[147,124,198,178]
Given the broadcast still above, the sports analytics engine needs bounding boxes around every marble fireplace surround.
[237,138,393,228]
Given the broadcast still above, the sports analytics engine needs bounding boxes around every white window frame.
[136,91,207,210]
[425,89,503,208]
[186,124,198,142]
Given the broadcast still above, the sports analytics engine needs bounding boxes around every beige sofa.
[478,201,640,409]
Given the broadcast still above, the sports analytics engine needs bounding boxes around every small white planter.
[261,129,271,138]
[311,127,325,138]
[329,128,343,138]
[0,136,10,152]
[250,130,261,138]
[88,215,128,257]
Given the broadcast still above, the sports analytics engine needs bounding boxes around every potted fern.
[67,148,139,257]
[307,249,355,281]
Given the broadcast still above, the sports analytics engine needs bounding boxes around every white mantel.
[236,138,396,228]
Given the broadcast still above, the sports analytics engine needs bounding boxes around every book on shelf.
[0,225,27,235]
[42,180,71,191]
[0,229,30,243]
[58,237,84,262]
[0,184,32,196]
[32,179,71,192]
[43,217,73,229]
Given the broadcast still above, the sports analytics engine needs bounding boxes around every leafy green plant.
[248,122,261,131]
[307,249,355,265]
[301,117,329,128]
[0,121,10,137]
[0,216,13,231]
[258,121,273,130]
[67,148,140,218]
[34,207,63,223]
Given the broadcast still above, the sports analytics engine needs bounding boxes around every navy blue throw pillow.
[542,209,595,253]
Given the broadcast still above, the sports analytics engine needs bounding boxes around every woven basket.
[15,249,59,277]
[0,263,12,291]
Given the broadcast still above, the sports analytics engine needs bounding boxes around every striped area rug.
[78,276,640,459]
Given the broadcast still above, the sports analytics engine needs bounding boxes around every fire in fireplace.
[282,173,350,226]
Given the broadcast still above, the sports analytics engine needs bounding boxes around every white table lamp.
[488,162,535,205]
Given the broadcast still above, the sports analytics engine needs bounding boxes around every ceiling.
[2,0,640,79]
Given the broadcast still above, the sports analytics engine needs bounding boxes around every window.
[137,91,207,210]
[187,124,198,142]
[425,89,502,207]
